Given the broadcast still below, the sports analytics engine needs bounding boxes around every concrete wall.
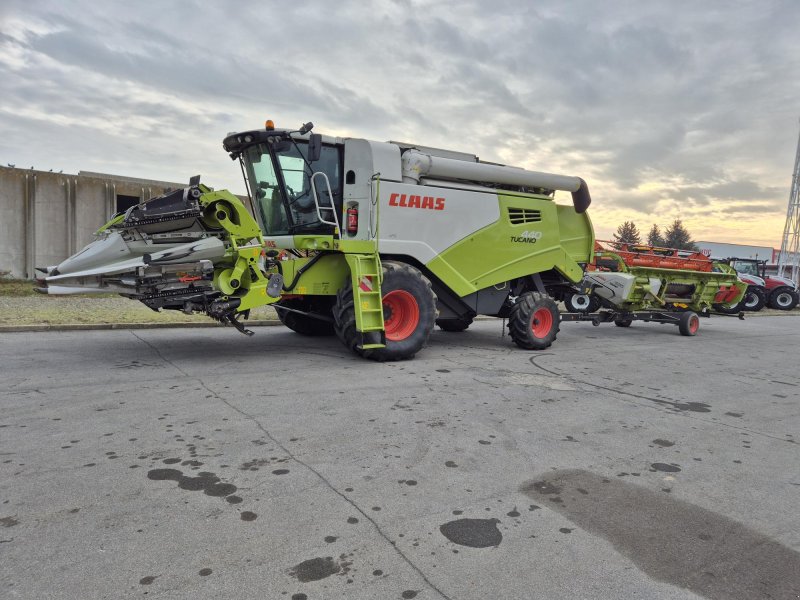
[0,167,186,279]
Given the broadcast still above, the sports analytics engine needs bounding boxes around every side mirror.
[308,133,322,163]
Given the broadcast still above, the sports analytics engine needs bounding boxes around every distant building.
[695,241,777,263]
[694,240,800,280]
[0,166,193,279]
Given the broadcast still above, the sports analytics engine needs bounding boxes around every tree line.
[612,219,698,251]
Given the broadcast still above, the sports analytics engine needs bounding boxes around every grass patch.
[0,278,38,297]
[0,287,279,326]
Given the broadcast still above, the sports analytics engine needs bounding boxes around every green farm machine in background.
[560,241,747,335]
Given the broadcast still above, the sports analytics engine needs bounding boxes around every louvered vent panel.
[507,208,542,224]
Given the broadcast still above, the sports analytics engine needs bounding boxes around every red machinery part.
[713,285,741,304]
[593,241,714,272]
[346,207,358,234]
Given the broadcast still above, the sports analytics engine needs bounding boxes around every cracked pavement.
[1,316,799,599]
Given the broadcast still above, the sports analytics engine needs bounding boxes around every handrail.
[310,171,341,231]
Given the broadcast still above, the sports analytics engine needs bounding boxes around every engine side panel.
[426,194,592,295]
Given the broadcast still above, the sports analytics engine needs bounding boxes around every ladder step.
[346,253,385,336]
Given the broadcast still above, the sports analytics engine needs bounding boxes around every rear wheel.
[768,287,800,310]
[741,286,767,311]
[614,317,633,328]
[564,293,600,313]
[436,316,473,332]
[678,311,700,336]
[508,292,560,350]
[333,262,436,361]
[275,297,335,336]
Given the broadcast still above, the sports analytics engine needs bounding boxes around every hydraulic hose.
[280,252,325,292]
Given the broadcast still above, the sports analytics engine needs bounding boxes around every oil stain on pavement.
[288,556,341,582]
[147,468,236,497]
[521,469,800,600]
[439,518,502,548]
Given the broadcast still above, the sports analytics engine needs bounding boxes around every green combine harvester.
[36,121,595,360]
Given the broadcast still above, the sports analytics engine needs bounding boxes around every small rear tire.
[508,292,560,350]
[614,317,633,328]
[768,287,800,311]
[678,311,700,336]
[436,316,473,332]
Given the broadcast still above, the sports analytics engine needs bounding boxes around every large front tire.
[508,292,560,350]
[333,262,437,361]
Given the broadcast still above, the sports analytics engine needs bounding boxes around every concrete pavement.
[1,316,799,599]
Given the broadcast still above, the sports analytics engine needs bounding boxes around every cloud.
[0,0,798,246]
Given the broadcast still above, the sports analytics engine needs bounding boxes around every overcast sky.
[1,0,798,246]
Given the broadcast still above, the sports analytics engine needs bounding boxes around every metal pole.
[777,120,800,284]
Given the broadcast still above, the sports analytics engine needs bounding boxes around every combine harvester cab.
[561,241,747,336]
[38,120,596,360]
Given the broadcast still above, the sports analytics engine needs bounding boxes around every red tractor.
[722,258,799,311]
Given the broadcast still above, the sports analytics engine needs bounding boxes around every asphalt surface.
[1,316,799,600]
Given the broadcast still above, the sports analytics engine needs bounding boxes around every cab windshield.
[243,140,342,236]
[732,260,759,276]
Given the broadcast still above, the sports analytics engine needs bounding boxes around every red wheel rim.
[689,315,699,334]
[383,290,420,341]
[530,307,553,338]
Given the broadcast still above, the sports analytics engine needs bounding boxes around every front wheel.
[508,292,560,350]
[768,287,800,311]
[333,262,437,361]
[678,311,700,336]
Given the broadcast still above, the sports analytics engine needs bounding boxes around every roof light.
[265,120,275,131]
